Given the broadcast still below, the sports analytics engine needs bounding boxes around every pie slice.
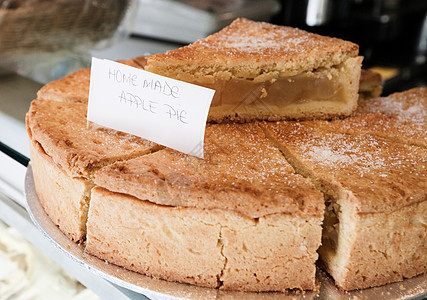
[26,98,160,241]
[141,18,363,123]
[261,121,427,290]
[87,123,324,291]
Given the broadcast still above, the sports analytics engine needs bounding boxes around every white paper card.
[87,58,215,158]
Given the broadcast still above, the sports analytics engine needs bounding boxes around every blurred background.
[271,0,427,95]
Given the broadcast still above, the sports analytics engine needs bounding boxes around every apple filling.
[320,195,340,258]
[196,57,361,122]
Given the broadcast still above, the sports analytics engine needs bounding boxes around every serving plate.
[25,165,427,299]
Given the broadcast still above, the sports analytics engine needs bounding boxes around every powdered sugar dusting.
[271,121,426,179]
[302,133,386,174]
[198,20,332,55]
[207,25,317,53]
[386,100,425,127]
[164,18,356,61]
[193,123,297,187]
[305,146,353,166]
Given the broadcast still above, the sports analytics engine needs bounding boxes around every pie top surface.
[262,121,427,214]
[144,18,360,80]
[27,99,157,178]
[308,88,427,147]
[94,122,324,219]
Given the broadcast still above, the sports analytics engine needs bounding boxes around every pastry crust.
[322,200,427,290]
[29,140,92,242]
[86,187,322,291]
[27,99,158,177]
[261,121,427,290]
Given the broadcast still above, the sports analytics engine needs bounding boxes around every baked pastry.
[27,88,426,292]
[358,69,382,100]
[87,123,324,291]
[140,18,363,123]
[261,121,427,290]
[306,88,427,147]
[26,98,159,241]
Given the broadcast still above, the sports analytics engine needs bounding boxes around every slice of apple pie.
[140,18,363,123]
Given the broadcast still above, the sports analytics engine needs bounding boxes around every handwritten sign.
[87,58,215,158]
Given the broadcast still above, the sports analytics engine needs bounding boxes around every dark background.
[271,0,427,96]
